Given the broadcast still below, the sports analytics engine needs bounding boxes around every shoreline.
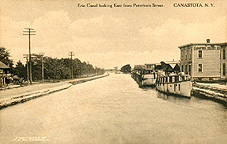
[192,84,227,105]
[0,73,109,110]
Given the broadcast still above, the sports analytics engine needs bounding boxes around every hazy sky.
[0,0,226,68]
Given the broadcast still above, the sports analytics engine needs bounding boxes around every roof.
[155,65,163,70]
[159,61,176,72]
[164,61,180,64]
[0,61,10,69]
[134,65,146,70]
[220,42,227,46]
[163,64,174,72]
[178,42,227,49]
[145,63,156,66]
[169,63,177,68]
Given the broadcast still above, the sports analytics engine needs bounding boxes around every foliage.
[120,64,131,73]
[13,54,104,81]
[14,61,26,79]
[1,47,105,81]
[0,47,14,73]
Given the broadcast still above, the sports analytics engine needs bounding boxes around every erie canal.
[1,74,227,144]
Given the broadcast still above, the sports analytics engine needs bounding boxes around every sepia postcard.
[0,0,227,144]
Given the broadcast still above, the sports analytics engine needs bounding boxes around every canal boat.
[156,72,192,98]
[140,71,156,87]
[131,71,142,85]
[131,70,157,87]
[131,64,157,87]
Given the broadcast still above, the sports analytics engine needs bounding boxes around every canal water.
[1,74,227,144]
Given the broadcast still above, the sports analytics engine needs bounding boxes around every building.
[156,61,180,74]
[179,39,226,80]
[220,42,227,79]
[0,61,10,86]
[133,65,146,71]
[161,60,180,72]
[145,64,156,71]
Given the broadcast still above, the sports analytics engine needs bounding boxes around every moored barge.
[131,64,156,87]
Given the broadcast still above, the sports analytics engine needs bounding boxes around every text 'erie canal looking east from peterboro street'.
[0,74,227,143]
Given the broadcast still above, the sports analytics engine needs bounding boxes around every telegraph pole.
[23,54,29,82]
[23,28,36,84]
[69,52,75,79]
[40,53,45,83]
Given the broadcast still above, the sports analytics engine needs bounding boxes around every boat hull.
[141,78,156,87]
[156,81,192,98]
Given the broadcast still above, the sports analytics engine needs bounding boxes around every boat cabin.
[156,75,190,86]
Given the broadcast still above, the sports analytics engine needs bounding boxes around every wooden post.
[23,28,36,84]
[69,52,75,79]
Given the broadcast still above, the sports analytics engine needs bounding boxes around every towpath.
[0,74,108,108]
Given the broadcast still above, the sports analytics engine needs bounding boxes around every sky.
[0,0,226,69]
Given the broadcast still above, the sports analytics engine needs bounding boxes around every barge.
[140,71,156,87]
[131,64,156,87]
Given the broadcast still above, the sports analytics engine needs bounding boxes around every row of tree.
[1,47,104,81]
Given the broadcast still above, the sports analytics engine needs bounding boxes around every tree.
[72,58,83,77]
[14,61,26,79]
[95,67,105,75]
[19,54,101,81]
[31,54,42,81]
[0,47,14,73]
[120,64,131,73]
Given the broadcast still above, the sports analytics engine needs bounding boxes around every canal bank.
[192,82,227,105]
[0,73,109,109]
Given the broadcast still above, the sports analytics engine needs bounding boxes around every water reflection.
[139,84,227,110]
[139,87,155,91]
[157,91,189,99]
[139,86,191,103]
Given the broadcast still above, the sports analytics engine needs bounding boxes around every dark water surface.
[1,74,227,144]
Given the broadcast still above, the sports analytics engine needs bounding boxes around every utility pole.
[87,61,90,75]
[69,52,75,79]
[23,28,36,84]
[23,54,29,83]
[40,53,45,83]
